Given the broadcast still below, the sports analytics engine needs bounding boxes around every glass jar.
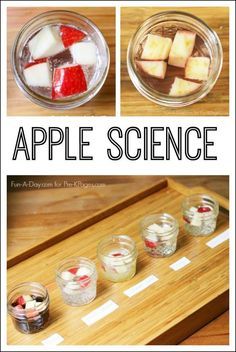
[97,235,138,282]
[56,256,97,306]
[140,213,179,257]
[7,282,50,334]
[127,11,223,107]
[182,194,219,236]
[12,10,110,109]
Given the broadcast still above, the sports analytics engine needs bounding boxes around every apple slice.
[169,77,201,97]
[61,270,75,281]
[141,34,172,60]
[76,267,91,277]
[70,42,97,65]
[197,206,212,213]
[144,232,158,249]
[136,61,167,79]
[60,25,85,48]
[28,25,64,59]
[185,57,210,81]
[24,62,51,87]
[52,65,87,99]
[168,30,196,68]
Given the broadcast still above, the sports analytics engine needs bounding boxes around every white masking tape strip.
[81,300,119,326]
[206,229,229,248]
[42,333,64,345]
[123,275,158,297]
[169,257,191,271]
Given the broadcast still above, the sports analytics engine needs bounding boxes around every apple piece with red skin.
[24,61,52,87]
[24,58,47,69]
[144,239,158,249]
[76,275,91,288]
[198,206,211,213]
[68,267,78,275]
[60,25,86,48]
[183,215,191,224]
[52,64,87,99]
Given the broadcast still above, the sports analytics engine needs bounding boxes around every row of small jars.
[8,193,219,334]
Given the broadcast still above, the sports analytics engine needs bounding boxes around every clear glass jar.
[56,256,97,306]
[7,282,50,334]
[97,235,138,282]
[12,10,110,109]
[140,213,179,257]
[182,194,219,236]
[127,11,223,107]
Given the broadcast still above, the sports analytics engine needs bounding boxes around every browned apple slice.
[185,57,210,80]
[169,77,201,97]
[141,34,172,60]
[136,60,167,79]
[168,30,196,68]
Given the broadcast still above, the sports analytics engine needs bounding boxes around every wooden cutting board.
[7,178,229,345]
[121,6,229,116]
[7,7,115,116]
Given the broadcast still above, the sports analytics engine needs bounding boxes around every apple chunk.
[28,26,64,59]
[141,34,172,60]
[24,62,52,87]
[168,30,196,68]
[70,42,97,65]
[169,77,201,97]
[185,56,210,81]
[136,60,167,79]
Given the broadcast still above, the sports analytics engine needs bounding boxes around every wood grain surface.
[181,310,229,345]
[7,176,162,265]
[7,7,115,116]
[7,179,229,345]
[8,176,229,266]
[121,7,229,116]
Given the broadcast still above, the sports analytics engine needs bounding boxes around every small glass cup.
[182,194,219,236]
[127,11,223,107]
[140,213,179,257]
[7,282,50,334]
[56,256,97,306]
[12,10,110,109]
[97,235,138,282]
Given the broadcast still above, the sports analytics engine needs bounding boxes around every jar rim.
[127,10,223,108]
[7,281,49,316]
[182,193,219,215]
[11,10,110,110]
[140,213,179,236]
[97,235,137,260]
[56,256,96,282]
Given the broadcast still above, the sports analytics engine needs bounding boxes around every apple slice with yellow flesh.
[136,60,167,79]
[185,56,210,81]
[141,34,172,60]
[169,77,201,97]
[168,30,196,68]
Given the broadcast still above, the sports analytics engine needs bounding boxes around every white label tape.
[169,257,191,271]
[42,333,64,346]
[81,300,119,326]
[123,275,158,297]
[206,229,229,248]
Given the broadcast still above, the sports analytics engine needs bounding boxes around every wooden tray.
[7,176,164,267]
[7,178,229,345]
